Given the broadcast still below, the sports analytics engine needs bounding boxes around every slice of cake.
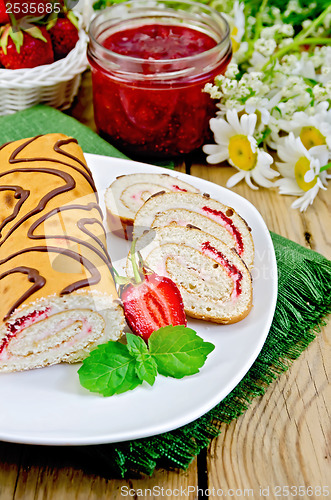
[105,173,199,239]
[133,191,254,269]
[127,226,252,324]
[0,134,124,373]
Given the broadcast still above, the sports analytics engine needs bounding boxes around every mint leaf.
[126,333,158,386]
[126,332,149,356]
[149,326,215,379]
[78,342,142,397]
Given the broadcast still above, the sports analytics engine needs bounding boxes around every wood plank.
[0,447,197,500]
[190,162,331,498]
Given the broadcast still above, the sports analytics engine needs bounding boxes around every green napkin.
[0,105,174,168]
[0,105,129,158]
[0,106,330,477]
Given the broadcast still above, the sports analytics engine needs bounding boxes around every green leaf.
[126,332,149,356]
[67,10,79,30]
[8,28,24,54]
[126,333,158,386]
[149,326,215,379]
[23,26,47,43]
[257,127,271,146]
[78,341,142,397]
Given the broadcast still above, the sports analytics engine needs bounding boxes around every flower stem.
[261,4,331,71]
[253,0,269,43]
[295,5,331,42]
[130,239,142,284]
[262,37,331,71]
[320,162,331,174]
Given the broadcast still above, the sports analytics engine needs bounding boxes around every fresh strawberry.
[0,1,9,24]
[48,14,79,60]
[117,241,187,341]
[0,23,54,69]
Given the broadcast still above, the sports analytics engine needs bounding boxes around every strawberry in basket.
[0,19,54,69]
[47,11,79,60]
[0,1,9,24]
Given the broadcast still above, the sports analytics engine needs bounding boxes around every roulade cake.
[0,134,124,373]
[133,191,255,269]
[105,173,199,240]
[127,226,252,324]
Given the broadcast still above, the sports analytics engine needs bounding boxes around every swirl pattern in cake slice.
[105,173,199,239]
[127,226,252,324]
[133,191,254,269]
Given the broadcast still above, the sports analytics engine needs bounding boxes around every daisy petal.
[245,173,259,190]
[251,170,276,188]
[275,178,303,196]
[210,119,233,144]
[226,170,246,188]
[226,109,242,134]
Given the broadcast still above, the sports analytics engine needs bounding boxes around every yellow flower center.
[294,157,317,192]
[228,135,257,171]
[299,126,326,149]
[231,27,240,52]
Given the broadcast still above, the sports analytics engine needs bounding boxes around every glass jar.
[88,0,231,159]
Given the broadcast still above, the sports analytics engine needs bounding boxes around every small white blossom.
[225,62,239,79]
[203,83,223,100]
[254,38,277,56]
[279,24,294,36]
[221,79,238,95]
[302,19,312,29]
[278,37,294,48]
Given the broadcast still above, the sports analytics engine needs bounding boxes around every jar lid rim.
[89,0,231,65]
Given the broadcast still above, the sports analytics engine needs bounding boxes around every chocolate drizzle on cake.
[0,135,110,321]
[0,267,46,321]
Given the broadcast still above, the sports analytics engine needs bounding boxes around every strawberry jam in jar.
[88,0,231,158]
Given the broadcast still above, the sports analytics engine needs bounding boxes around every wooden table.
[0,76,330,500]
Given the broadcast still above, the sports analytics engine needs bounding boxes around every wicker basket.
[0,27,88,115]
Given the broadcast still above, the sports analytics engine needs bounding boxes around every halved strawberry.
[116,241,187,341]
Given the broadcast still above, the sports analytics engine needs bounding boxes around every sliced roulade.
[0,134,124,373]
[133,191,254,269]
[105,173,199,239]
[127,226,252,324]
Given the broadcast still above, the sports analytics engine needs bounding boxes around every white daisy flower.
[278,111,331,153]
[275,133,330,211]
[222,1,245,53]
[203,110,278,190]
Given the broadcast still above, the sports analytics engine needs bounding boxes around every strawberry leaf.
[8,27,23,54]
[149,326,215,379]
[46,18,57,30]
[22,26,47,42]
[67,11,79,30]
[126,333,158,386]
[0,26,10,55]
[78,342,142,397]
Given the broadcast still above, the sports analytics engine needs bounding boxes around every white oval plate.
[0,154,277,446]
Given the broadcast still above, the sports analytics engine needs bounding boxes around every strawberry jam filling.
[0,308,50,355]
[202,206,244,255]
[172,185,188,192]
[201,241,243,298]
